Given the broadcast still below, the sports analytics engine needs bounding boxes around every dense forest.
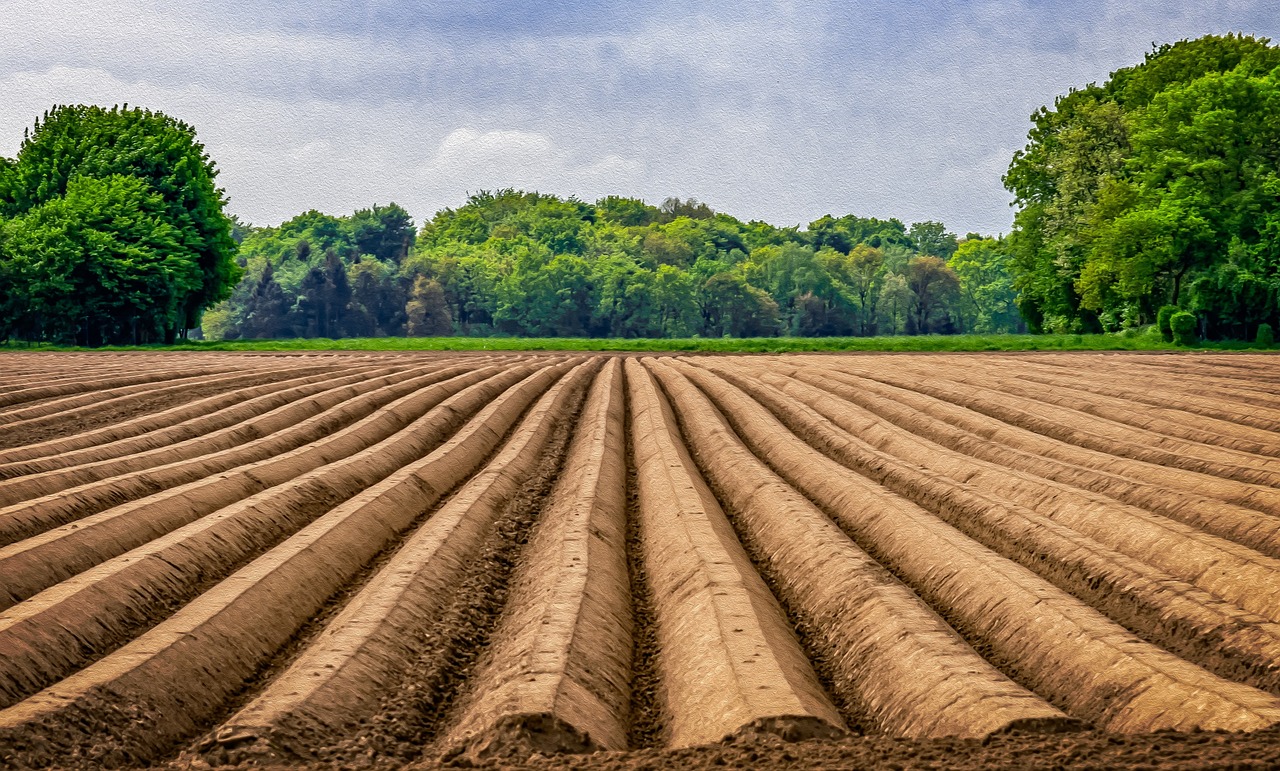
[1,33,1276,345]
[200,194,1019,341]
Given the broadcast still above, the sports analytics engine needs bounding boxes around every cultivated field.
[1,350,1279,769]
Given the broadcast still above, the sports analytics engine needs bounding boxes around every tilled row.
[0,352,1278,769]
[0,362,397,472]
[0,360,495,550]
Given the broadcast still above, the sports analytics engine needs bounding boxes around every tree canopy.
[1005,33,1280,338]
[200,188,1009,341]
[0,105,239,344]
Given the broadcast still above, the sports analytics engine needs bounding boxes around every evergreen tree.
[241,262,289,339]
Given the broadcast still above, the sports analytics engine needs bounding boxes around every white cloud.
[418,128,645,204]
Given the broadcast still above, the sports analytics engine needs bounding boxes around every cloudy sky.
[2,1,1276,235]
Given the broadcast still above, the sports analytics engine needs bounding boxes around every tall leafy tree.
[906,256,960,334]
[1005,33,1280,336]
[406,276,453,336]
[907,221,959,259]
[349,203,415,263]
[0,105,240,341]
[2,175,196,345]
[949,238,1022,333]
[878,272,914,335]
[596,196,659,227]
[240,261,290,339]
[844,244,887,335]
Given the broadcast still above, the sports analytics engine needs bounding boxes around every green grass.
[5,330,1276,353]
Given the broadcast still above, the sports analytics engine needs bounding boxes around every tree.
[1,175,197,345]
[240,261,290,339]
[651,264,700,337]
[878,272,914,335]
[596,196,659,226]
[906,256,960,334]
[291,249,350,337]
[908,221,959,259]
[349,203,415,263]
[1005,34,1280,337]
[658,197,715,222]
[845,244,886,335]
[348,259,405,336]
[948,238,1021,333]
[0,105,240,340]
[406,276,453,336]
[699,272,780,337]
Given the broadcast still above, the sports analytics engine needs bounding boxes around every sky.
[1,1,1277,236]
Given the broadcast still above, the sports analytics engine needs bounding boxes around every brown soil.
[3,351,1280,771]
[0,368,338,450]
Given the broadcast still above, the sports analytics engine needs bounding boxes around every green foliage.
[1,175,200,344]
[348,203,415,263]
[1156,305,1180,342]
[196,188,995,341]
[1256,322,1274,347]
[908,221,959,259]
[906,256,961,334]
[1170,311,1198,345]
[596,196,658,227]
[1005,34,1280,340]
[405,276,453,336]
[0,105,239,340]
[948,238,1023,333]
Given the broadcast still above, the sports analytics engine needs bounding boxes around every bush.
[1156,305,1180,343]
[1258,323,1275,347]
[1170,311,1198,346]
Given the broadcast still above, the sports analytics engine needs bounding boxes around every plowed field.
[1,350,1279,771]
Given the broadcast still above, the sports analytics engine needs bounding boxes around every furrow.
[0,362,397,468]
[643,359,1074,739]
[0,359,579,768]
[669,359,1280,733]
[203,359,595,762]
[793,365,1280,522]
[909,362,1280,457]
[0,363,481,550]
[718,364,1280,625]
[995,359,1280,423]
[0,364,261,424]
[1085,354,1280,387]
[699,362,1280,696]
[777,365,1280,559]
[441,359,632,762]
[810,363,1280,489]
[0,360,560,715]
[0,363,455,501]
[0,364,244,411]
[0,364,412,487]
[623,359,845,749]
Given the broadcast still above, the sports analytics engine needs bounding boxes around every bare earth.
[1,350,1278,770]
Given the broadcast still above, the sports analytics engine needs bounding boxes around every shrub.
[1258,323,1275,347]
[1170,312,1198,346]
[1156,305,1180,343]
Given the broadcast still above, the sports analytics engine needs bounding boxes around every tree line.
[2,33,1276,345]
[200,192,1022,341]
